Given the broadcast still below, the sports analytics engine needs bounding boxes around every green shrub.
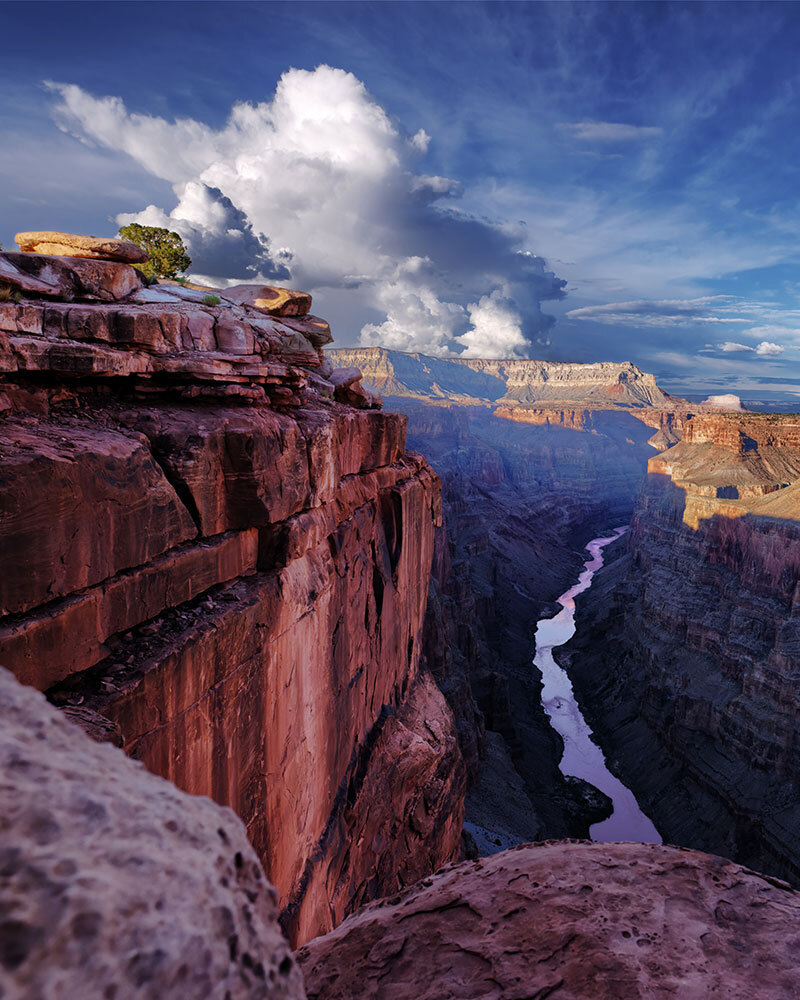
[118,223,192,280]
[202,294,221,306]
[0,285,22,303]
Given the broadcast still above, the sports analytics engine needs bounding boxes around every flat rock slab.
[15,231,149,264]
[224,284,312,317]
[0,254,61,296]
[3,251,142,302]
[0,666,305,999]
[298,840,800,1000]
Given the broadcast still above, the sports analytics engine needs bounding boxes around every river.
[534,526,662,843]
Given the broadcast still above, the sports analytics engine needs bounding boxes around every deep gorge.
[2,261,800,998]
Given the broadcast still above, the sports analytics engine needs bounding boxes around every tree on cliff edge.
[118,223,191,281]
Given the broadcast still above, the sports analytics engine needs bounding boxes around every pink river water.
[534,526,661,843]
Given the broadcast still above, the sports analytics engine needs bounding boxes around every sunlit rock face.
[298,841,800,1000]
[329,346,671,407]
[0,251,465,947]
[561,410,800,884]
[0,666,306,1000]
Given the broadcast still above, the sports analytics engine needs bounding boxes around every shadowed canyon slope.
[560,411,800,884]
[330,346,692,848]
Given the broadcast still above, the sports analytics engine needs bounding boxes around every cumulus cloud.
[118,182,291,281]
[47,67,565,358]
[755,340,785,356]
[557,121,663,142]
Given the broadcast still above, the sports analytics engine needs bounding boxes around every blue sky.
[3,1,800,399]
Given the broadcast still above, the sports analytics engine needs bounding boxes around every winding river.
[534,526,661,843]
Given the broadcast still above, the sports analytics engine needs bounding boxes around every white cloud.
[719,341,754,352]
[47,66,564,358]
[557,121,664,142]
[410,128,430,153]
[755,340,785,356]
[457,289,528,358]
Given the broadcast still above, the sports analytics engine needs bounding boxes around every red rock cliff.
[0,252,465,946]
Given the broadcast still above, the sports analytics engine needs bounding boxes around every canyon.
[2,246,800,997]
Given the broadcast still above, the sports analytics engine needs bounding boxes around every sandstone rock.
[0,291,460,951]
[0,421,196,616]
[328,367,362,388]
[224,284,312,316]
[4,251,143,301]
[0,253,61,297]
[298,841,800,1000]
[278,315,333,348]
[15,230,149,263]
[0,666,304,1000]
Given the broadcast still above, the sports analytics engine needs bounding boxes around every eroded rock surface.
[0,257,463,946]
[15,230,149,263]
[298,841,800,1000]
[0,666,305,1000]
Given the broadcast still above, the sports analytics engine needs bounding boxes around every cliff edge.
[0,241,465,946]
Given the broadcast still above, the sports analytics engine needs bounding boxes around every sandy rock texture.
[298,841,800,1000]
[0,666,305,1000]
[15,230,149,263]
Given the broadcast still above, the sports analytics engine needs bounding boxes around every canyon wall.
[329,346,671,407]
[0,255,465,946]
[330,347,684,851]
[561,411,800,883]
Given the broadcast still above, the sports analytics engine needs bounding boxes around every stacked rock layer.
[0,237,465,947]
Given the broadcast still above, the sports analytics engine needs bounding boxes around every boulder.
[224,284,312,317]
[298,841,800,1000]
[278,315,333,348]
[0,666,305,999]
[0,254,61,297]
[3,251,143,302]
[328,367,362,388]
[15,231,149,264]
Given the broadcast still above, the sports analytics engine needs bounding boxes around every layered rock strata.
[562,411,800,883]
[0,247,465,946]
[328,346,671,407]
[0,666,305,1000]
[298,840,800,1000]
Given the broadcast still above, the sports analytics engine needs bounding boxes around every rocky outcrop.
[15,230,149,262]
[0,245,464,946]
[0,666,305,1000]
[562,411,800,884]
[328,346,672,407]
[298,840,800,1000]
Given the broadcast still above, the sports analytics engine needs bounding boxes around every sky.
[3,0,800,400]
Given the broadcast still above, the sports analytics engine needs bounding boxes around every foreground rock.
[0,667,304,1000]
[15,230,149,263]
[298,841,800,1000]
[0,259,464,946]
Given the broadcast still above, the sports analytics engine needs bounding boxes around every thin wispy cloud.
[557,121,664,142]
